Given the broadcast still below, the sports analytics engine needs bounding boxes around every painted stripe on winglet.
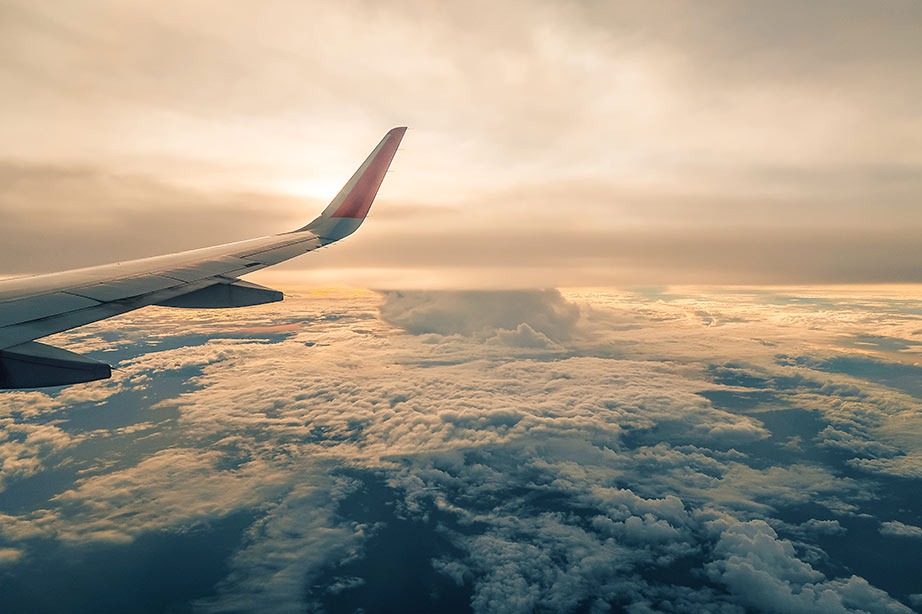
[328,126,406,219]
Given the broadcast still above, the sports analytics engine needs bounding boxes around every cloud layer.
[2,287,922,612]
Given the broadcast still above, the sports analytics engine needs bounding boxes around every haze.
[1,0,921,286]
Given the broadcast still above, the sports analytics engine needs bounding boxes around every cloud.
[0,162,301,274]
[378,289,581,340]
[800,519,847,537]
[460,522,635,614]
[2,2,922,285]
[0,547,23,565]
[706,520,911,614]
[3,288,922,611]
[200,473,367,613]
[47,448,289,543]
[0,419,83,491]
[879,521,922,540]
[487,323,557,348]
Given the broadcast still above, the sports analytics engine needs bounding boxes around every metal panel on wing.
[239,238,323,266]
[70,275,181,302]
[162,256,254,282]
[0,293,100,328]
[0,278,218,349]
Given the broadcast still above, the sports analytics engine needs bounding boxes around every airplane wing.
[0,127,406,389]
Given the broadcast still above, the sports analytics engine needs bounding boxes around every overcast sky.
[2,0,921,286]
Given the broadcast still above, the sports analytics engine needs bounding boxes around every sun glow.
[271,178,344,202]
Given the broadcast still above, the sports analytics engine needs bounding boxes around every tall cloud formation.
[378,290,580,342]
[1,1,921,284]
[2,288,922,612]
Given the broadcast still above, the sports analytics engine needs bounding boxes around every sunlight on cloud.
[3,0,922,610]
[3,287,922,611]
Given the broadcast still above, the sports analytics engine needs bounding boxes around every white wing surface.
[0,127,406,389]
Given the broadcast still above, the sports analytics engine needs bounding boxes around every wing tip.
[294,127,407,236]
[386,126,408,142]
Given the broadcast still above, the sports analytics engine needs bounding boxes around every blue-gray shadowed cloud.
[5,227,922,614]
[2,289,918,611]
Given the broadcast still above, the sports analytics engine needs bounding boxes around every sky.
[2,0,922,287]
[7,5,922,612]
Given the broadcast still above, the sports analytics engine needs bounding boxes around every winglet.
[296,127,406,240]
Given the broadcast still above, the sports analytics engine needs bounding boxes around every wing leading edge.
[0,127,407,389]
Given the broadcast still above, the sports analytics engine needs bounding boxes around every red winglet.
[329,126,406,219]
[293,127,406,238]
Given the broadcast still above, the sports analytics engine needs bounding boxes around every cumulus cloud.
[706,520,910,614]
[879,521,922,540]
[378,289,581,341]
[2,288,922,612]
[487,323,557,349]
[0,419,83,490]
